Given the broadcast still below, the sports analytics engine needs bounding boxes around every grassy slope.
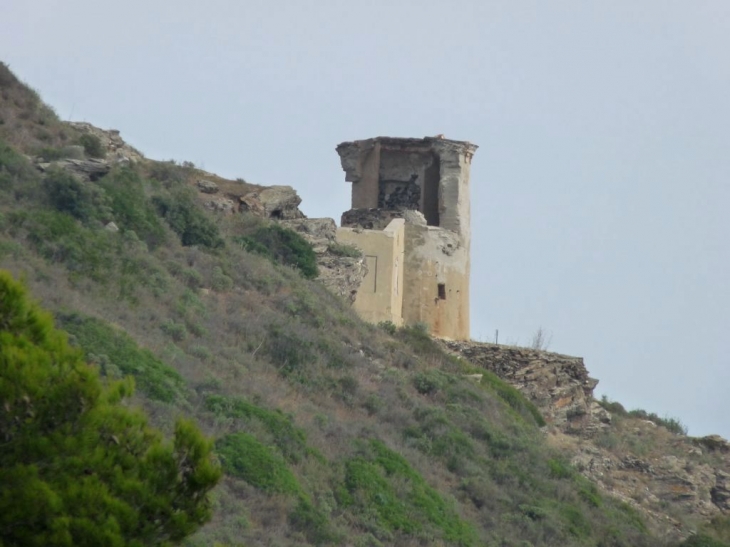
[0,62,679,547]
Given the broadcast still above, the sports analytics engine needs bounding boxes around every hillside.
[1,62,728,547]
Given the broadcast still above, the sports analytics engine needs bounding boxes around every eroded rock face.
[240,186,304,219]
[443,339,730,542]
[567,428,730,540]
[442,340,603,431]
[68,122,144,163]
[281,218,339,253]
[203,196,236,214]
[197,179,219,194]
[36,158,111,180]
[280,218,367,304]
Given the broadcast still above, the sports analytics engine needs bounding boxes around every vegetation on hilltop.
[1,62,728,546]
[0,271,220,546]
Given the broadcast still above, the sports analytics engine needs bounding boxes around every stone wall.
[336,136,477,340]
[441,340,605,430]
[336,219,405,325]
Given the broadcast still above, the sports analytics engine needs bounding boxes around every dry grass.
[0,63,685,547]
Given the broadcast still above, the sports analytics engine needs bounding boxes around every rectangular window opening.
[437,283,446,300]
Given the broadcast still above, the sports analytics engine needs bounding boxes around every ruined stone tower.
[335,136,477,340]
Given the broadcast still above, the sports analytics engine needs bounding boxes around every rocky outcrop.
[280,218,337,253]
[280,218,367,304]
[568,428,730,540]
[203,196,236,214]
[197,179,219,194]
[36,157,111,180]
[443,339,730,541]
[239,186,304,219]
[442,340,604,432]
[68,122,144,163]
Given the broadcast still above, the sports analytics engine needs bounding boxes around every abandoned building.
[335,136,478,340]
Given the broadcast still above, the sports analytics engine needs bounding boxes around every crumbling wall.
[336,219,405,325]
[377,149,434,211]
[336,136,477,340]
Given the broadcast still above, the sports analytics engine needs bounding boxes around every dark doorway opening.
[437,283,446,300]
[422,153,440,226]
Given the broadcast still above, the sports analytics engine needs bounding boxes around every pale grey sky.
[2,1,728,438]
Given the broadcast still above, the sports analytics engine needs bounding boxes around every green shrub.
[210,266,233,291]
[290,499,337,545]
[59,313,186,403]
[190,345,212,361]
[34,146,65,161]
[680,535,730,547]
[378,321,397,335]
[161,320,188,342]
[264,324,317,378]
[215,433,301,494]
[78,133,106,158]
[560,504,591,538]
[547,458,573,479]
[147,160,190,186]
[0,272,219,546]
[413,369,451,395]
[341,440,476,546]
[237,224,318,279]
[98,168,168,248]
[363,394,383,415]
[153,190,224,249]
[481,370,546,427]
[18,210,116,281]
[205,394,308,463]
[627,408,688,435]
[396,324,442,360]
[597,395,628,416]
[44,168,110,222]
[0,139,39,191]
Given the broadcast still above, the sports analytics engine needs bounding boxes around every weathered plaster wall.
[336,219,405,326]
[402,224,470,340]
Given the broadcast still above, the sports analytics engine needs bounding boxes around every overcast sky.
[2,1,728,438]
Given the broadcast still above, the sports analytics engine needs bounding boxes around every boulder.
[67,122,144,163]
[36,158,111,181]
[204,196,236,214]
[240,185,303,219]
[280,218,337,253]
[197,179,219,194]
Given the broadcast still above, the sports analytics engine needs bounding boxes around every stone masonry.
[335,136,478,340]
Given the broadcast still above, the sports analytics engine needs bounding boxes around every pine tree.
[0,270,220,546]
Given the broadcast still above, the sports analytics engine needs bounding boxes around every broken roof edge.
[336,136,478,155]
